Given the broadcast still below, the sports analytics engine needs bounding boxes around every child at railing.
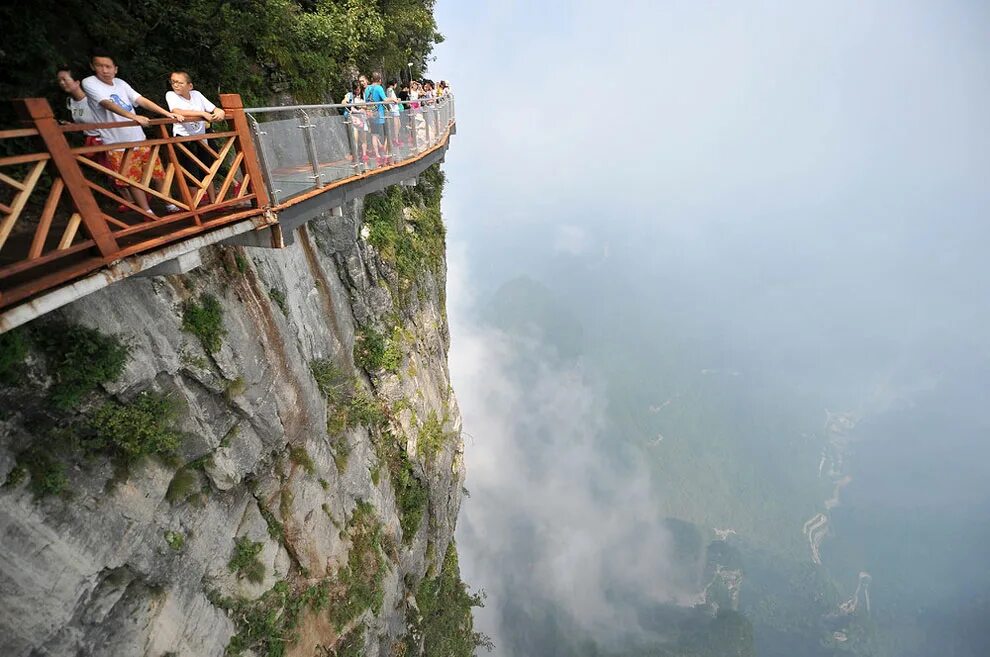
[166,71,226,204]
[81,48,181,216]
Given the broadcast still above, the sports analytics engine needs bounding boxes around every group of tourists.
[55,48,451,214]
[56,48,226,216]
[341,72,450,167]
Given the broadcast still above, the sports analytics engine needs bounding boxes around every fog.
[430,2,990,655]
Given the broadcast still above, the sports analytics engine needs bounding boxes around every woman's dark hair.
[56,63,81,79]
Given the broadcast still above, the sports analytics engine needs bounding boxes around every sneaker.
[165,203,181,213]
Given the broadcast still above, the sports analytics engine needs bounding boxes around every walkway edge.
[0,219,257,332]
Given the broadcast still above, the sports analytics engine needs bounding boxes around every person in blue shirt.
[363,72,389,165]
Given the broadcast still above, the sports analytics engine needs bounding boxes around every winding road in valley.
[801,409,873,622]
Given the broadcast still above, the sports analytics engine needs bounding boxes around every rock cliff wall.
[0,167,471,656]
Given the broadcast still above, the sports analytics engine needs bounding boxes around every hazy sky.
[429,2,990,654]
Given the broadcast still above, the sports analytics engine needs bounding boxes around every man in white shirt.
[81,48,181,215]
[166,71,225,203]
[57,65,134,208]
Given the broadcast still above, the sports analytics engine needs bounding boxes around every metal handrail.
[244,94,453,115]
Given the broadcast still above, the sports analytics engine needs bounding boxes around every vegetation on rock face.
[228,536,266,584]
[0,320,184,497]
[333,623,366,657]
[363,164,447,305]
[258,504,286,544]
[328,501,389,630]
[165,468,200,505]
[224,376,246,400]
[215,579,332,657]
[288,445,316,476]
[374,430,428,544]
[268,288,288,316]
[31,321,130,409]
[182,294,226,354]
[353,325,402,374]
[164,530,185,551]
[10,447,68,497]
[87,391,181,461]
[406,542,492,656]
[216,504,391,656]
[417,410,447,461]
[234,253,249,274]
[310,358,386,434]
[2,320,181,498]
[0,328,29,384]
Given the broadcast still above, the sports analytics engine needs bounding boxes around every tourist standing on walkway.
[56,66,100,142]
[166,71,225,203]
[363,72,388,166]
[81,49,181,215]
[343,81,369,163]
[58,64,132,208]
[386,80,403,148]
[409,81,427,149]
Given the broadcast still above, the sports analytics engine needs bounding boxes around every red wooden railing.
[0,94,267,310]
[0,93,455,315]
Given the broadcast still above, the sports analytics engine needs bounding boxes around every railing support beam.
[297,110,325,188]
[220,94,271,209]
[14,98,118,257]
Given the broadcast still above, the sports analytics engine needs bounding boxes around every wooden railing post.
[14,98,118,258]
[220,94,271,209]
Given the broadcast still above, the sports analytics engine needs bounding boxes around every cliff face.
[0,168,468,656]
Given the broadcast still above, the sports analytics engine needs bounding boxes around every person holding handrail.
[56,65,101,146]
[81,48,181,216]
[165,71,225,204]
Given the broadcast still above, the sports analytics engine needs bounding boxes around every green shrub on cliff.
[182,294,226,354]
[363,164,447,304]
[328,501,388,630]
[88,391,181,461]
[353,326,401,373]
[0,328,28,384]
[417,410,447,461]
[215,578,333,657]
[228,536,265,584]
[373,430,428,544]
[407,542,492,656]
[310,359,386,434]
[13,448,68,497]
[31,321,130,409]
